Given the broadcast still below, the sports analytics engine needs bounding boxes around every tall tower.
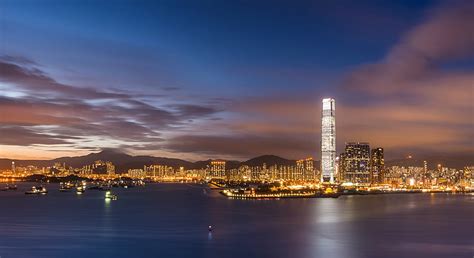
[321,98,336,183]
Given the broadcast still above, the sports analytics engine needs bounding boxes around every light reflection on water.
[0,183,472,258]
[309,199,358,258]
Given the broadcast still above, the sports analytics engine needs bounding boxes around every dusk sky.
[0,0,472,161]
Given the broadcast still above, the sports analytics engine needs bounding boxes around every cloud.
[1,2,472,162]
[164,133,316,160]
[0,58,128,99]
[162,86,180,91]
[169,104,223,119]
[0,125,78,145]
[332,1,474,157]
[343,1,474,96]
[0,57,222,156]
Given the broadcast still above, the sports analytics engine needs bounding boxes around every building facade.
[370,147,385,184]
[209,160,226,179]
[340,142,371,184]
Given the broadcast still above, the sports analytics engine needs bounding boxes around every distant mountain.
[242,155,295,167]
[0,150,471,173]
[0,150,194,172]
[0,151,299,173]
[385,154,473,170]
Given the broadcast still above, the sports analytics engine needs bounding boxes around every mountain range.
[0,149,471,172]
[0,150,304,173]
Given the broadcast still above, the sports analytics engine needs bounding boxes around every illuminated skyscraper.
[321,98,336,183]
[370,147,384,184]
[340,142,371,184]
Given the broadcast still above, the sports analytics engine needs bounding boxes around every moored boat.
[76,186,86,194]
[59,182,73,192]
[25,186,48,195]
[105,190,118,201]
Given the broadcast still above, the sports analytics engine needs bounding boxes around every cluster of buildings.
[126,159,318,182]
[1,98,472,190]
[337,143,384,184]
[80,160,115,176]
[385,164,472,188]
[320,98,387,185]
[319,98,472,189]
[224,158,317,182]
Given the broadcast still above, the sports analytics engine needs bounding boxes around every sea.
[0,183,472,258]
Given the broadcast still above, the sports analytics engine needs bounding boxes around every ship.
[25,186,48,195]
[76,185,86,194]
[105,191,118,201]
[59,182,73,192]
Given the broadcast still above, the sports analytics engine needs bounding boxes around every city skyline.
[0,2,473,257]
[0,0,473,163]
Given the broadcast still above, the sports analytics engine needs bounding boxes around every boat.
[25,186,48,195]
[6,184,17,190]
[1,184,18,191]
[59,182,73,192]
[76,186,86,194]
[105,191,118,201]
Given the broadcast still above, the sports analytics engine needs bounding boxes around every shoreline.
[220,189,473,199]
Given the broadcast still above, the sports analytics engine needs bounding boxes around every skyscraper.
[370,147,385,184]
[321,98,336,183]
[340,142,371,184]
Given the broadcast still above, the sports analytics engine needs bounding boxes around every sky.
[0,0,472,162]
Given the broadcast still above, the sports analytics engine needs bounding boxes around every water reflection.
[309,199,358,258]
[0,183,471,258]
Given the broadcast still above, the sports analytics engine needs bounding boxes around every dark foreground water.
[0,183,472,258]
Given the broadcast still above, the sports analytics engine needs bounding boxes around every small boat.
[208,225,213,232]
[1,184,18,191]
[25,186,48,195]
[59,182,73,192]
[105,191,118,201]
[6,184,17,190]
[76,186,85,194]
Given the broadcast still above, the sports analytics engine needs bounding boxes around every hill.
[1,150,471,172]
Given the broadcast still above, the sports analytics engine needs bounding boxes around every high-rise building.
[321,98,336,183]
[304,157,315,181]
[370,147,384,184]
[144,165,173,178]
[304,158,314,172]
[295,158,314,181]
[106,161,115,175]
[209,160,226,178]
[296,159,305,180]
[340,142,371,184]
